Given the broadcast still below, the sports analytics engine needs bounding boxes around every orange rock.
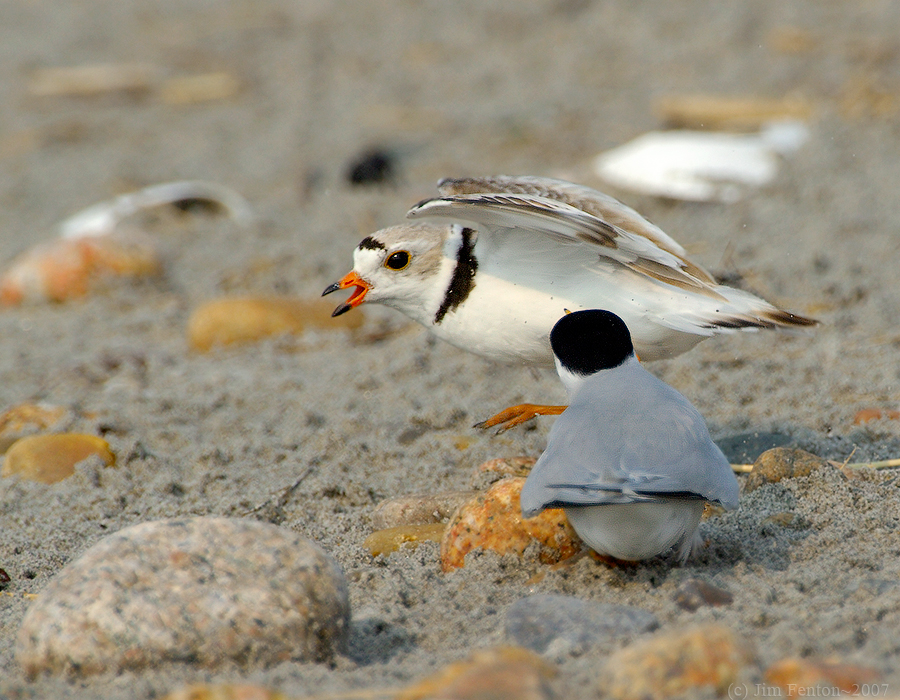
[0,232,160,305]
[2,434,115,484]
[765,658,880,697]
[398,646,556,700]
[364,523,447,557]
[600,624,754,700]
[0,403,70,453]
[853,408,900,425]
[187,297,363,352]
[440,477,581,572]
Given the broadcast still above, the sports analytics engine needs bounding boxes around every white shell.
[593,121,809,203]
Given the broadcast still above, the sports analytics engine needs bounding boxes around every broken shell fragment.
[593,121,809,203]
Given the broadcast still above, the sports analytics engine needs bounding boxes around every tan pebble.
[2,433,115,484]
[0,232,160,305]
[653,94,815,131]
[398,646,556,700]
[765,658,880,697]
[744,448,831,494]
[27,63,158,97]
[0,403,70,453]
[853,408,900,425]
[768,27,818,54]
[187,297,363,352]
[161,684,289,700]
[440,477,581,572]
[364,523,447,557]
[371,490,476,530]
[600,624,754,700]
[159,73,241,105]
[477,456,536,477]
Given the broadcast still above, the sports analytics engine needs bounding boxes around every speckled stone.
[743,447,831,493]
[600,624,754,700]
[16,517,350,677]
[505,594,658,658]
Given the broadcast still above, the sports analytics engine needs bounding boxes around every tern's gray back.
[520,359,739,516]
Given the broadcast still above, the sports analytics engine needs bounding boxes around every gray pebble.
[16,517,350,678]
[504,594,658,658]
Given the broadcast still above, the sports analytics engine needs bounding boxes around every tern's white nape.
[519,309,739,563]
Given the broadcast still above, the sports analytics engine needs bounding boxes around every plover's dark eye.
[385,251,411,270]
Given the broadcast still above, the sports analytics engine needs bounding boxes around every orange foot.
[474,403,567,433]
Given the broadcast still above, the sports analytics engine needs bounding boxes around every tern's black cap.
[550,310,634,375]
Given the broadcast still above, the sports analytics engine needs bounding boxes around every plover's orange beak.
[322,271,371,317]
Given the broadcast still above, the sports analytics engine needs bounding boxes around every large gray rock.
[16,517,350,677]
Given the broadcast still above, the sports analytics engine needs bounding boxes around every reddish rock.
[600,624,754,700]
[440,477,581,572]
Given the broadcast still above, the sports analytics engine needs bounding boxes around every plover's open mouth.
[322,271,371,317]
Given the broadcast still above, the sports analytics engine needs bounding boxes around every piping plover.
[323,175,815,428]
[520,309,739,563]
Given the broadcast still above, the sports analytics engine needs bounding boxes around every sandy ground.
[2,0,900,697]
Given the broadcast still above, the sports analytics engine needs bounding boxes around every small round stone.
[744,447,831,493]
[505,594,659,657]
[16,517,350,677]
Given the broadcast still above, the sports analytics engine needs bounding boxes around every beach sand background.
[2,0,900,697]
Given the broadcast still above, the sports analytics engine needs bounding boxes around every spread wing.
[409,178,721,298]
[408,175,816,336]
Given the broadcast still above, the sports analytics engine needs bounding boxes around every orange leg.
[474,403,567,433]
